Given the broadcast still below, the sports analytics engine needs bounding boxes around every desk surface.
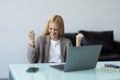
[9,61,120,80]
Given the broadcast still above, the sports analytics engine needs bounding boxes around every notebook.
[50,45,102,72]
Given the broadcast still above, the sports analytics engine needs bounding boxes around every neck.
[51,37,60,41]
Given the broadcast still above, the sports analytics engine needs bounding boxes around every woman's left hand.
[76,33,84,47]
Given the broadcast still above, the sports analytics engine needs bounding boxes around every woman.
[27,14,84,63]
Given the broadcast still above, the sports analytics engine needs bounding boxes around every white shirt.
[49,39,61,63]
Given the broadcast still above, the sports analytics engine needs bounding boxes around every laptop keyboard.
[50,64,64,70]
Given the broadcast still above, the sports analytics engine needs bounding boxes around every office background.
[0,0,120,78]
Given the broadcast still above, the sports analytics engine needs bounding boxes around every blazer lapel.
[60,38,67,62]
[44,35,50,63]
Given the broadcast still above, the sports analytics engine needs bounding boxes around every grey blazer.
[27,35,72,63]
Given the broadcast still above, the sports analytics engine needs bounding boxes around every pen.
[104,64,120,69]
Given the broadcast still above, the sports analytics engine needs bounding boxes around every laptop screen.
[50,45,102,72]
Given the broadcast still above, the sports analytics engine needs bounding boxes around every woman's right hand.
[27,30,35,47]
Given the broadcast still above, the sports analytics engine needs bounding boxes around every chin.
[50,35,55,39]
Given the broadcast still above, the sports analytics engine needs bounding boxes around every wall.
[0,0,120,78]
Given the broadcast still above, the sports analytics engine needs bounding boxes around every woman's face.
[48,22,61,41]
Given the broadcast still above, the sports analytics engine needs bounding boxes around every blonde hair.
[43,15,64,37]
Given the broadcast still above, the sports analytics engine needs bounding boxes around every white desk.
[9,61,120,80]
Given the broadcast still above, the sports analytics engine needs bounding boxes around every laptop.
[50,45,102,72]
